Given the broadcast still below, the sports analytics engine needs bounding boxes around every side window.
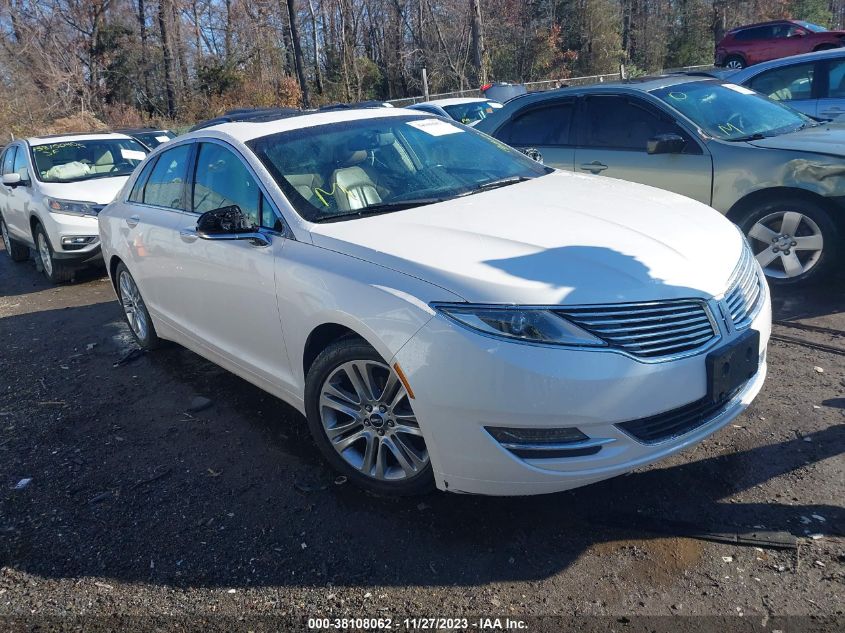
[260,194,285,232]
[143,144,191,209]
[128,157,158,203]
[749,63,815,101]
[584,96,688,152]
[500,102,574,146]
[827,59,845,98]
[192,143,260,227]
[2,146,16,175]
[12,145,29,180]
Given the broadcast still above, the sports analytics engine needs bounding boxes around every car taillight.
[480,83,492,92]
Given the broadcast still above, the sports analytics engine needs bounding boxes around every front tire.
[737,197,839,286]
[305,338,434,495]
[1,214,29,262]
[34,224,73,283]
[115,262,161,350]
[724,55,746,70]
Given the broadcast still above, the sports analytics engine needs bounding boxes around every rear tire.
[305,337,434,496]
[1,214,29,262]
[724,55,746,70]
[115,261,161,350]
[736,197,839,286]
[33,223,73,283]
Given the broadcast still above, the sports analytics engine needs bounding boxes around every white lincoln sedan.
[98,108,771,496]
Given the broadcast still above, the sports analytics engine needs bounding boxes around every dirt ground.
[0,244,843,632]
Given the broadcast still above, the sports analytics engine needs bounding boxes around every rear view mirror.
[647,133,686,155]
[2,173,22,187]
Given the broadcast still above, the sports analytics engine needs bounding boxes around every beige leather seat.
[331,150,381,211]
[284,173,324,205]
[92,150,115,174]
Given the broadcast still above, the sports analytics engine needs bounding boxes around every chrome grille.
[724,245,764,330]
[556,300,717,360]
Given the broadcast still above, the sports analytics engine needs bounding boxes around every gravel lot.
[0,243,843,632]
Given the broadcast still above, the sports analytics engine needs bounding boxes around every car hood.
[747,124,845,158]
[309,172,743,306]
[37,176,130,205]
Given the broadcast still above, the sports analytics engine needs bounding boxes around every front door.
[171,140,293,390]
[494,99,577,171]
[573,95,713,206]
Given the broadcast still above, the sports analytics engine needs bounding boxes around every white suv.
[0,133,148,282]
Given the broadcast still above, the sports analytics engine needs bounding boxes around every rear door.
[0,144,31,242]
[746,60,820,117]
[573,94,713,205]
[493,98,577,170]
[818,57,845,120]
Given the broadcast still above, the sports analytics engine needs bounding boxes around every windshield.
[442,100,502,124]
[651,81,812,141]
[134,131,175,148]
[797,21,827,32]
[31,139,148,183]
[248,115,550,222]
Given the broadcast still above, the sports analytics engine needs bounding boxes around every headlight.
[46,198,100,217]
[434,304,606,347]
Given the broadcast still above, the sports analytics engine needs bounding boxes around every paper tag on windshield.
[155,135,170,143]
[407,119,463,136]
[723,83,756,95]
[121,149,146,161]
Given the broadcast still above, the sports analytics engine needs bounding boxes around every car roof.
[728,19,797,32]
[187,107,429,144]
[729,47,845,79]
[426,97,492,106]
[116,128,173,134]
[25,132,136,147]
[502,74,709,105]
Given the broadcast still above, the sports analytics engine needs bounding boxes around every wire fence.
[386,64,715,107]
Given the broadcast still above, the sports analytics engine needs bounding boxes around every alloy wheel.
[37,232,53,276]
[747,210,823,279]
[725,59,744,70]
[118,270,149,340]
[319,360,428,482]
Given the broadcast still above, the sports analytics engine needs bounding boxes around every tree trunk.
[286,0,311,107]
[307,0,323,94]
[158,0,177,117]
[469,0,486,87]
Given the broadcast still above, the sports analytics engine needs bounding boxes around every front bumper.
[42,212,103,264]
[393,295,771,496]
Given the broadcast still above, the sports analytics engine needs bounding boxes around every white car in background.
[98,109,770,496]
[0,132,148,282]
[406,97,502,125]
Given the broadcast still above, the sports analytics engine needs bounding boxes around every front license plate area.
[706,329,760,404]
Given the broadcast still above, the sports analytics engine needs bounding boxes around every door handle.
[179,228,198,243]
[125,215,140,228]
[579,161,608,174]
[820,107,844,115]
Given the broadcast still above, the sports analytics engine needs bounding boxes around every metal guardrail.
[387,65,714,107]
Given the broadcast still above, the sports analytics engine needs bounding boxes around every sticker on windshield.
[121,149,146,161]
[407,119,463,136]
[155,135,170,143]
[723,83,756,95]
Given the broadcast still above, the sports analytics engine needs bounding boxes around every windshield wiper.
[727,132,768,142]
[464,175,533,195]
[312,197,447,223]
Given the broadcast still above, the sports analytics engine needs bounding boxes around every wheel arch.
[726,186,843,229]
[302,322,378,379]
[108,255,124,291]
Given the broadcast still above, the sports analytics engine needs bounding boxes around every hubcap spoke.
[779,211,803,237]
[333,429,365,452]
[382,436,419,476]
[793,234,822,252]
[320,393,360,421]
[755,248,779,268]
[360,434,378,474]
[781,251,804,277]
[394,422,423,437]
[345,362,376,402]
[325,418,361,440]
[747,222,778,243]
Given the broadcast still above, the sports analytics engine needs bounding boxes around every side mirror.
[195,205,270,247]
[647,133,686,155]
[2,173,22,187]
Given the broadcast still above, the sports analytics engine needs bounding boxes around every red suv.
[716,20,845,69]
